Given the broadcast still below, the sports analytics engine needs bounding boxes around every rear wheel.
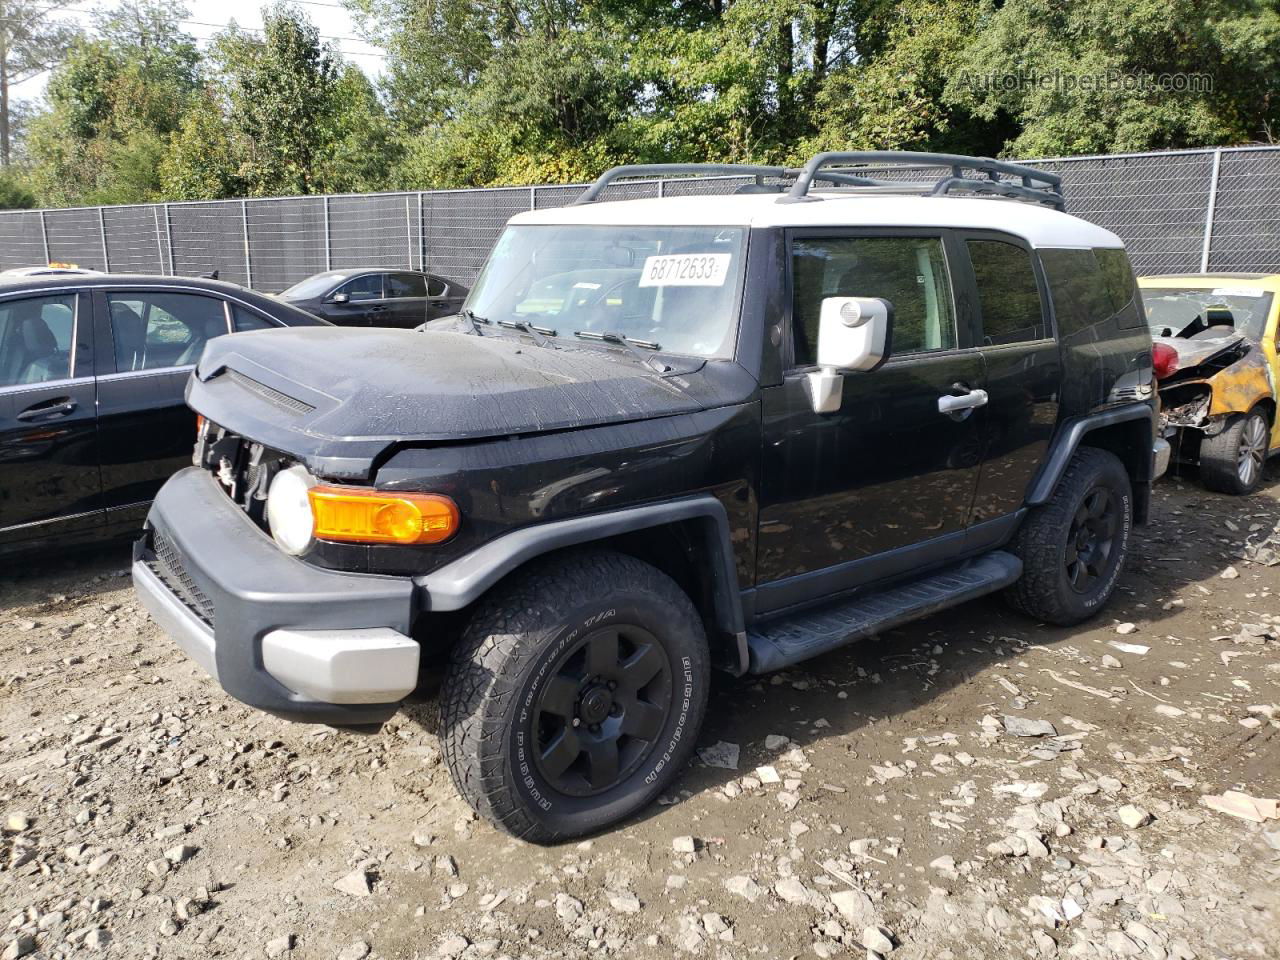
[1006,447,1132,625]
[440,549,709,843]
[1200,408,1270,495]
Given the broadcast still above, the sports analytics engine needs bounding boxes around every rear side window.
[387,273,426,298]
[1040,248,1141,336]
[0,294,77,387]
[966,239,1046,344]
[791,235,956,365]
[232,305,278,332]
[427,276,447,297]
[109,292,229,371]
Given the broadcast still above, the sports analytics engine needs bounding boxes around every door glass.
[0,294,77,387]
[427,276,447,297]
[791,236,956,366]
[109,292,229,372]
[386,273,426,298]
[339,274,383,301]
[967,239,1046,344]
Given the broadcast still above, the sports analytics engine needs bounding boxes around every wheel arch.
[1027,404,1156,523]
[415,496,748,673]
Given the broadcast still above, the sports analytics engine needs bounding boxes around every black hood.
[187,327,754,477]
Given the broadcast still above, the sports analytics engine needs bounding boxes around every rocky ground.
[2,468,1279,960]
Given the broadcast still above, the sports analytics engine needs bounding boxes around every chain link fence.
[1,146,1277,290]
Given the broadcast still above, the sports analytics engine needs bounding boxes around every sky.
[14,0,387,103]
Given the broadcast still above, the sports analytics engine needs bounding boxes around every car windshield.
[465,224,747,358]
[1143,285,1274,341]
[281,272,348,300]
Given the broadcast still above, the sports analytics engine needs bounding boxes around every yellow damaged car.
[1140,273,1279,494]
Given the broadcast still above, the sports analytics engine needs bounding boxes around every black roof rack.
[572,153,1066,210]
[784,151,1065,209]
[572,163,871,205]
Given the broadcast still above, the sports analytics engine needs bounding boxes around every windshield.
[281,272,348,300]
[1143,286,1274,341]
[465,224,747,358]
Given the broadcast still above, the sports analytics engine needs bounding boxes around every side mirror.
[806,296,891,414]
[331,292,350,304]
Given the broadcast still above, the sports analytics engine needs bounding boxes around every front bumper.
[133,467,419,724]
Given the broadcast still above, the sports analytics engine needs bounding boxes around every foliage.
[15,0,1280,204]
[0,168,36,208]
[0,0,82,165]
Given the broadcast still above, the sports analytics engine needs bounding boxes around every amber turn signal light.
[308,486,460,545]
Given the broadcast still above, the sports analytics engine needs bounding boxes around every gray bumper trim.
[133,560,218,680]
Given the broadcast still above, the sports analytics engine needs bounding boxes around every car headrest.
[19,317,57,355]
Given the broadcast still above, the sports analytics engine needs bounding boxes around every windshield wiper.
[498,318,558,349]
[573,330,670,373]
[459,308,491,336]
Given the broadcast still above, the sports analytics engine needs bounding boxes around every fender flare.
[1027,403,1156,506]
[414,494,746,644]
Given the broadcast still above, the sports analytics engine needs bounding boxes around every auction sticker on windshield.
[639,253,732,287]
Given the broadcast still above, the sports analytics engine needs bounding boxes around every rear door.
[755,230,987,611]
[94,288,232,530]
[0,290,102,549]
[957,233,1062,523]
[427,276,465,320]
[385,272,428,327]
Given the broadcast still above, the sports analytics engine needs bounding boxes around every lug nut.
[572,718,581,727]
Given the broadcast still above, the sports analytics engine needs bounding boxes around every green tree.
[24,0,200,205]
[0,166,35,207]
[0,0,81,165]
[945,0,1280,156]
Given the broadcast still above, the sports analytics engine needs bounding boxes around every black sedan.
[0,273,326,557]
[278,268,468,328]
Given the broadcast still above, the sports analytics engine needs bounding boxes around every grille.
[150,531,215,626]
[225,369,314,416]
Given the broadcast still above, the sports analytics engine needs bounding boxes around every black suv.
[133,153,1164,842]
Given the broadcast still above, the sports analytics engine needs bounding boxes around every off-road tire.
[1005,447,1132,625]
[440,549,710,844]
[1200,408,1270,495]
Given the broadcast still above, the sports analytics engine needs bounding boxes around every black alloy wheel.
[1064,487,1119,594]
[532,625,672,797]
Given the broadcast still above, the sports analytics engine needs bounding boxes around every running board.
[746,551,1022,673]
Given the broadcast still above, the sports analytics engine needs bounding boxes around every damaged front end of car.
[1154,334,1274,462]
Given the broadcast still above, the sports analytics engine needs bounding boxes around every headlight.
[267,465,317,555]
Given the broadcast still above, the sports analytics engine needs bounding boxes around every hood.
[188,326,752,476]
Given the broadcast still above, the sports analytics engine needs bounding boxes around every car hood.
[188,326,753,478]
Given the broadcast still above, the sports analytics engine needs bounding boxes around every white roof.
[510,192,1124,250]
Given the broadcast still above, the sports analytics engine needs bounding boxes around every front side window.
[967,239,1046,344]
[109,292,229,371]
[387,273,426,298]
[791,235,956,366]
[0,294,76,387]
[339,274,383,301]
[281,272,349,300]
[467,224,747,358]
[1143,285,1274,342]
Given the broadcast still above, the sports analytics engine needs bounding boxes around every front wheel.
[1006,447,1132,625]
[440,549,710,843]
[1200,408,1270,495]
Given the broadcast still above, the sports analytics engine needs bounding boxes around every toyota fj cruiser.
[133,152,1163,842]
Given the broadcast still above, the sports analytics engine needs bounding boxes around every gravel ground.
[2,470,1279,960]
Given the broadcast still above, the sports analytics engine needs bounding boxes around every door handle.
[937,389,988,415]
[17,397,78,422]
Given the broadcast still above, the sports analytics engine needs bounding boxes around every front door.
[328,273,385,326]
[0,290,102,550]
[386,271,428,327]
[755,231,987,612]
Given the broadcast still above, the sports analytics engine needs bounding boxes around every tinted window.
[386,273,426,298]
[967,239,1046,344]
[1095,248,1143,328]
[109,292,228,371]
[427,276,447,297]
[232,305,278,332]
[1040,249,1124,337]
[791,236,955,366]
[0,294,76,387]
[339,274,382,301]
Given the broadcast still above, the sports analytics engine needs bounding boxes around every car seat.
[175,314,228,366]
[16,316,69,383]
[111,301,147,371]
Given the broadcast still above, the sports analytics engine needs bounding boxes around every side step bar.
[746,551,1022,673]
